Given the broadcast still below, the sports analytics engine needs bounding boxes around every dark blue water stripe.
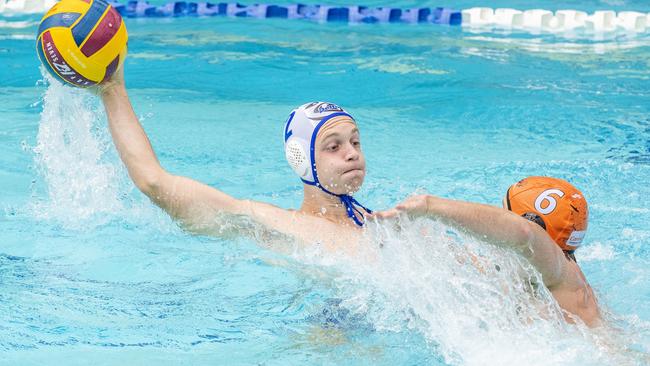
[37,12,81,37]
[71,0,110,46]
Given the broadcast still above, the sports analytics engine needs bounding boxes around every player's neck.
[300,185,353,225]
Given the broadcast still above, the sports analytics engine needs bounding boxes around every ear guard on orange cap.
[505,177,588,252]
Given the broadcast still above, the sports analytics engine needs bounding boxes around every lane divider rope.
[1,0,649,34]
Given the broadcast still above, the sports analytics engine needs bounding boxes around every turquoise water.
[2,1,650,365]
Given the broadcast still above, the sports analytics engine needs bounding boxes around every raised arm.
[374,195,568,288]
[97,68,258,234]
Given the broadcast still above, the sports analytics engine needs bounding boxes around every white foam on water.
[621,228,650,241]
[291,216,649,366]
[0,20,37,28]
[580,242,617,262]
[0,0,57,15]
[0,33,33,40]
[29,73,128,229]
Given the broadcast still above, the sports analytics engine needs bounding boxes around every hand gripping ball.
[36,0,128,87]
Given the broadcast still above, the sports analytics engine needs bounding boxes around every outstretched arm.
[97,68,262,234]
[374,195,568,288]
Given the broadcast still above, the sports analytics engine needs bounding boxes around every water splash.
[29,73,128,229]
[291,216,649,366]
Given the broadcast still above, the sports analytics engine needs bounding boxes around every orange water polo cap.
[505,177,588,251]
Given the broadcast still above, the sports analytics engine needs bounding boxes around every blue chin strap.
[305,113,373,226]
[308,179,373,227]
[338,193,373,226]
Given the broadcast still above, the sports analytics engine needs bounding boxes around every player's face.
[314,117,366,195]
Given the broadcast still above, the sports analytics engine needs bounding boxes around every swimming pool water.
[1,1,650,365]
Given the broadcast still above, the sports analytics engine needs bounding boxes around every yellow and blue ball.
[36,0,128,88]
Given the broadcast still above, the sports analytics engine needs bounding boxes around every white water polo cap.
[283,101,372,226]
[284,102,352,183]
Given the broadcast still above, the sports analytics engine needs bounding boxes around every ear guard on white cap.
[285,139,310,180]
[283,102,352,185]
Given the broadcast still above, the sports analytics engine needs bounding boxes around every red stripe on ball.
[80,7,121,57]
[101,55,120,83]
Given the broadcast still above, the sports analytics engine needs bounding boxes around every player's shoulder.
[555,258,590,290]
